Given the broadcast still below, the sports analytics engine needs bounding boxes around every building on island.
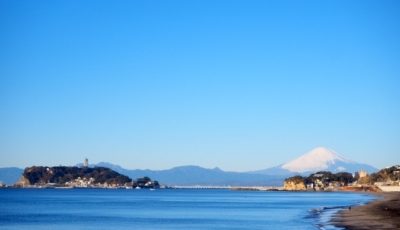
[354,169,368,179]
[358,170,368,178]
[84,158,89,167]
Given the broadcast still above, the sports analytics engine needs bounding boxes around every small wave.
[306,205,347,218]
[306,206,350,230]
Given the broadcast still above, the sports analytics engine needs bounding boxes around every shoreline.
[331,192,400,229]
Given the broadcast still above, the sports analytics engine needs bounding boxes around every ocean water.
[0,189,374,230]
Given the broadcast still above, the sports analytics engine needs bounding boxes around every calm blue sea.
[0,189,374,230]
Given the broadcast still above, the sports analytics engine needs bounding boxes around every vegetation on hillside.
[284,171,355,190]
[284,165,400,190]
[23,166,132,186]
[361,165,400,185]
[19,166,161,188]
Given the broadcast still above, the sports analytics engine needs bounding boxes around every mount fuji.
[253,147,377,176]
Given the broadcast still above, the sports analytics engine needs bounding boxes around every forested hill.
[16,166,132,187]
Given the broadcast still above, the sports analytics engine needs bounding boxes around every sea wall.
[378,186,400,192]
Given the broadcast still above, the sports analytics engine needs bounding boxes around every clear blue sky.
[1,0,399,171]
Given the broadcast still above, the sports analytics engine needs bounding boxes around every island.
[15,166,160,189]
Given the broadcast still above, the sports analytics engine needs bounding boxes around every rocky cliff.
[283,176,306,190]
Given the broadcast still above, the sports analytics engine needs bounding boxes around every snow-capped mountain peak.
[253,147,377,175]
[281,147,352,173]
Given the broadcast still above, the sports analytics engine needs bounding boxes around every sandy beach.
[332,192,400,230]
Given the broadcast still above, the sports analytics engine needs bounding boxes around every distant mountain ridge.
[0,147,378,186]
[87,163,285,186]
[0,167,23,185]
[78,147,378,186]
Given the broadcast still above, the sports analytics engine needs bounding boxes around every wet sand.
[332,192,400,230]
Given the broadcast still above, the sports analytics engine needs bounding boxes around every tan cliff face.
[283,176,306,191]
[284,180,306,190]
[15,176,30,187]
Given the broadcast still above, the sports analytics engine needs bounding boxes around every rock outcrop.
[283,176,306,190]
[15,176,30,187]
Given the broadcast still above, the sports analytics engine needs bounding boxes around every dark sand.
[332,192,400,230]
